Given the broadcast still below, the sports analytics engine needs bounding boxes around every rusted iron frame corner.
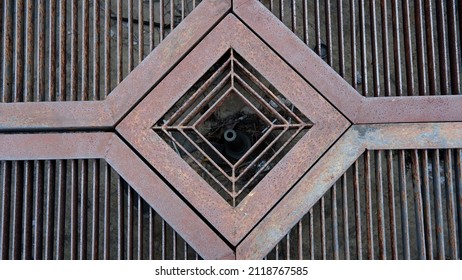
[236,122,462,259]
[233,0,462,124]
[0,132,235,260]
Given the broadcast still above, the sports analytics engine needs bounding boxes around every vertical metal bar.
[79,160,88,260]
[291,0,296,32]
[402,0,415,96]
[70,160,78,260]
[181,0,185,20]
[127,187,133,260]
[337,0,344,77]
[353,160,362,259]
[435,1,449,95]
[137,195,143,260]
[184,239,188,260]
[298,220,303,260]
[421,150,434,259]
[33,161,44,260]
[398,150,410,259]
[424,0,437,96]
[332,184,339,260]
[58,0,66,101]
[2,0,13,102]
[381,0,391,96]
[70,0,77,101]
[149,0,155,50]
[91,160,99,260]
[375,150,386,259]
[55,160,66,260]
[81,0,89,100]
[24,0,34,102]
[342,174,350,259]
[22,161,33,259]
[139,0,144,64]
[364,151,374,259]
[117,177,124,260]
[47,0,56,101]
[161,219,166,260]
[103,164,110,260]
[359,0,368,96]
[104,0,110,98]
[275,244,279,260]
[321,197,326,260]
[411,150,426,259]
[386,150,398,259]
[1,162,11,260]
[173,231,177,260]
[36,0,45,101]
[309,208,314,260]
[415,0,427,96]
[13,0,24,102]
[350,0,357,89]
[117,0,123,83]
[391,0,403,96]
[302,0,309,46]
[447,0,461,95]
[11,162,23,260]
[370,0,380,96]
[314,0,321,56]
[137,194,143,260]
[279,0,284,22]
[325,0,332,65]
[170,0,175,31]
[432,150,446,259]
[149,209,155,260]
[44,161,55,260]
[455,150,462,256]
[444,150,458,259]
[160,0,164,41]
[93,0,100,101]
[128,0,133,72]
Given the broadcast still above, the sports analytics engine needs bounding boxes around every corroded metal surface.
[0,0,461,260]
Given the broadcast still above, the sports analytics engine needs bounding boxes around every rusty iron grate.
[1,0,462,260]
[266,149,462,260]
[153,49,312,206]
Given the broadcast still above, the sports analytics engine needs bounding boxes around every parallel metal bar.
[117,0,123,83]
[359,0,368,96]
[149,209,155,259]
[22,161,33,259]
[320,197,326,260]
[421,150,434,259]
[138,194,143,260]
[104,0,110,98]
[353,161,362,260]
[309,209,314,260]
[70,160,78,259]
[48,0,56,101]
[444,150,458,259]
[337,0,344,77]
[127,187,133,260]
[2,0,13,102]
[70,0,78,101]
[456,150,462,256]
[36,0,45,101]
[432,150,446,259]
[375,150,386,259]
[325,0,332,65]
[350,0,357,88]
[370,0,380,97]
[55,160,66,259]
[128,0,133,72]
[424,0,437,96]
[447,0,461,95]
[1,162,11,259]
[398,150,410,259]
[411,150,426,259]
[364,151,374,259]
[117,177,124,260]
[33,161,44,260]
[139,0,144,64]
[58,0,66,101]
[332,184,339,259]
[381,0,391,96]
[302,0,308,45]
[391,0,403,96]
[341,174,350,259]
[24,0,34,102]
[81,0,89,100]
[11,162,23,259]
[44,161,55,260]
[286,229,291,260]
[435,1,449,95]
[91,160,100,260]
[297,220,303,260]
[402,0,415,96]
[386,151,398,259]
[160,0,164,41]
[13,0,24,102]
[103,164,110,260]
[415,0,427,96]
[79,160,88,260]
[93,0,100,101]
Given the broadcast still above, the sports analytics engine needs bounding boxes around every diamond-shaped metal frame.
[117,14,350,245]
[0,0,462,259]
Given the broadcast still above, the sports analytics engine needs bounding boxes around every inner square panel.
[152,49,313,206]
